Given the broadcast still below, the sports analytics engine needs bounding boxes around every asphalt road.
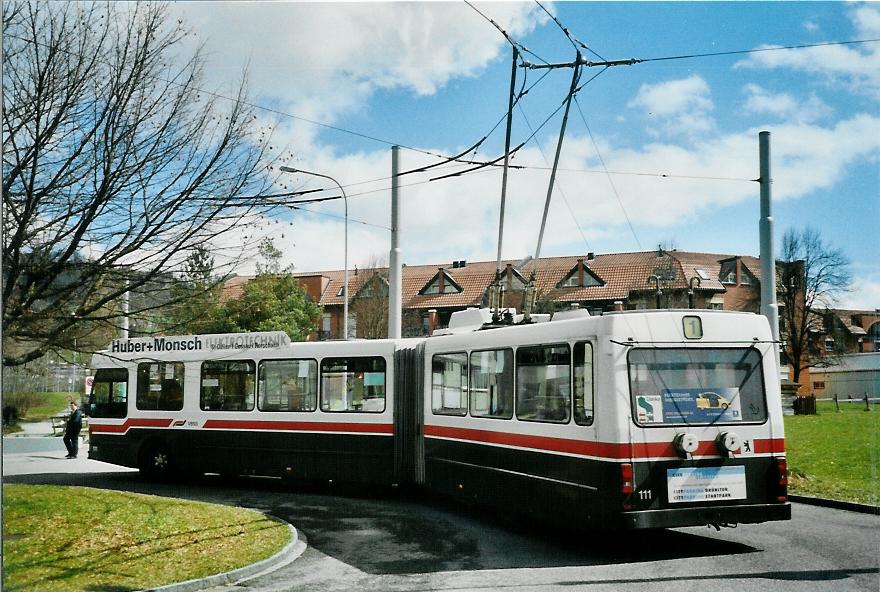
[4,465,878,592]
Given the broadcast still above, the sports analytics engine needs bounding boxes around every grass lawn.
[24,392,77,421]
[784,401,879,505]
[2,392,76,435]
[2,484,291,592]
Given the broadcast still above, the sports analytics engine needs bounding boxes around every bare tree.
[2,2,277,366]
[350,255,389,339]
[778,227,852,384]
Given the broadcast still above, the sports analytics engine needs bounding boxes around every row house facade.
[223,248,787,337]
[222,249,879,394]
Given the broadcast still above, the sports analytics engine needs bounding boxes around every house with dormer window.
[222,249,783,339]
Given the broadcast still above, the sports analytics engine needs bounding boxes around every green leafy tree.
[255,237,293,275]
[166,245,225,335]
[207,275,320,341]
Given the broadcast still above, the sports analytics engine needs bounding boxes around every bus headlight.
[716,431,741,456]
[673,433,699,457]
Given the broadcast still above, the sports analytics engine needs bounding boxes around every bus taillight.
[620,463,634,509]
[775,457,788,502]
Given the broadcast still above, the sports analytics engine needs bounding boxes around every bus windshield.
[628,348,767,426]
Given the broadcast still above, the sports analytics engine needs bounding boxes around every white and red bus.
[86,308,790,530]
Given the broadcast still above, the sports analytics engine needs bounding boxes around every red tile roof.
[221,250,765,309]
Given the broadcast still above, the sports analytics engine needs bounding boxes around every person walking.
[63,401,83,459]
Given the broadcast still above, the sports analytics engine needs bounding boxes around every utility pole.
[759,131,779,342]
[121,285,129,339]
[388,146,402,339]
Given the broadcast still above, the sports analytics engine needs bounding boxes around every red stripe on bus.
[202,420,394,434]
[89,418,174,434]
[424,425,785,459]
[753,438,786,454]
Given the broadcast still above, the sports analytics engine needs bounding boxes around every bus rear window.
[628,348,767,426]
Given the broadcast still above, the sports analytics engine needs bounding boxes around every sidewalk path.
[2,450,135,476]
[11,418,57,437]
[2,414,124,476]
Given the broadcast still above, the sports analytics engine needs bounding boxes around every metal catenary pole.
[388,146,402,339]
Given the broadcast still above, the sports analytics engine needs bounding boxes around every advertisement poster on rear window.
[636,388,741,424]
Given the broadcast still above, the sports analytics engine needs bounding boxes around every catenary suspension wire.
[516,103,591,252]
[574,95,642,251]
[640,38,880,63]
[5,33,518,173]
[534,0,606,62]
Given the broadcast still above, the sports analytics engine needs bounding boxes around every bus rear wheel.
[139,442,173,479]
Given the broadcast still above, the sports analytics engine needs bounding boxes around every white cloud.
[742,84,832,123]
[627,75,715,139]
[839,278,880,311]
[803,20,820,33]
[216,111,880,275]
[163,3,878,278]
[174,2,545,128]
[735,6,880,98]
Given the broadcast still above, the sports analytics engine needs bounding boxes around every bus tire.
[139,441,173,479]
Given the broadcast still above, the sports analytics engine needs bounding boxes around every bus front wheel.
[139,442,173,479]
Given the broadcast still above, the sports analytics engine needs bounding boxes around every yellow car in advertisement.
[695,391,730,410]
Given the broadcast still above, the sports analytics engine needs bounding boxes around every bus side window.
[432,352,468,416]
[87,368,129,418]
[516,344,571,423]
[137,362,184,411]
[320,357,386,413]
[574,342,594,426]
[259,359,318,412]
[201,360,255,411]
[469,349,513,419]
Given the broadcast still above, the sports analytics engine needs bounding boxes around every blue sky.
[174,1,879,309]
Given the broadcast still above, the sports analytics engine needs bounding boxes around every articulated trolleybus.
[87,308,790,530]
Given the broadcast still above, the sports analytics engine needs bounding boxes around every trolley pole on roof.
[388,146,402,339]
[492,46,519,322]
[524,52,582,322]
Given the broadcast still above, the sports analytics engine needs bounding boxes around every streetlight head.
[279,166,299,173]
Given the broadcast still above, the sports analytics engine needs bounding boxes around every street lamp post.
[279,166,349,340]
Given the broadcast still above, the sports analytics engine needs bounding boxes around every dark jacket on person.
[66,407,83,435]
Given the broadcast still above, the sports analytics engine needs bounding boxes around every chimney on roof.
[451,261,457,268]
[587,252,595,260]
[459,260,466,268]
[657,245,664,258]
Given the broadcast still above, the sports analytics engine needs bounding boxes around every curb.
[146,517,306,592]
[790,495,880,515]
